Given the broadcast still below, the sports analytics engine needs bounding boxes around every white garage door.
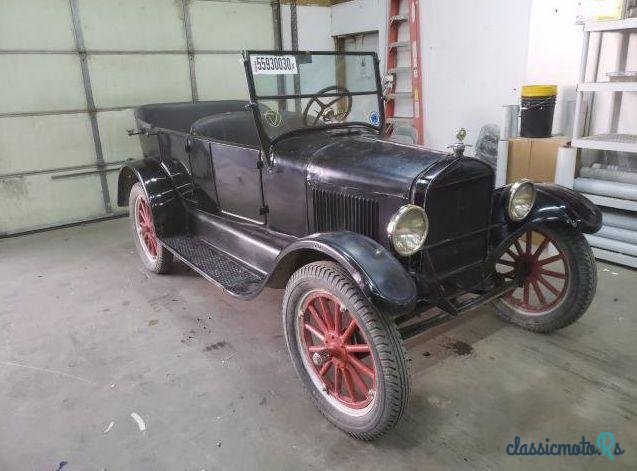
[0,0,278,235]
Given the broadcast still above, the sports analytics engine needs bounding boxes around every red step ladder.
[385,0,424,144]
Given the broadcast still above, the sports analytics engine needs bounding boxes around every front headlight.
[507,179,536,221]
[387,205,429,256]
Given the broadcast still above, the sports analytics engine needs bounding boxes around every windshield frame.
[242,50,385,158]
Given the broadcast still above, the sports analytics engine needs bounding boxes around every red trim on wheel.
[300,291,376,409]
[497,229,569,314]
[136,196,157,258]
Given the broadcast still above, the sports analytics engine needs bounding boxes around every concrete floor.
[0,218,635,470]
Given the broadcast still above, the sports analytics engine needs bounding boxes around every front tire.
[128,182,173,274]
[282,261,410,440]
[493,224,596,333]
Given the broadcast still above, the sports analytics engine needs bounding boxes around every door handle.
[185,138,192,153]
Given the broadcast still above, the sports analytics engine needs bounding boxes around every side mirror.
[382,74,394,98]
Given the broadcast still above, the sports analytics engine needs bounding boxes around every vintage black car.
[118,50,602,439]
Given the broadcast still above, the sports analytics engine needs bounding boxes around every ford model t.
[118,50,601,439]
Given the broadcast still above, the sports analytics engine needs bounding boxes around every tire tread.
[128,182,173,274]
[282,261,410,440]
[495,225,597,333]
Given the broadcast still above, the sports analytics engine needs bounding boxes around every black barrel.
[520,85,556,138]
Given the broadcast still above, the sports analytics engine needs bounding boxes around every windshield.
[245,51,382,144]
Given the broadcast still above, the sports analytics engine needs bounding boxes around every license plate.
[250,55,298,75]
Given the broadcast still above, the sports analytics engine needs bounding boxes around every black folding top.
[135,100,248,133]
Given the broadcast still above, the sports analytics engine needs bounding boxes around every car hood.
[305,134,448,197]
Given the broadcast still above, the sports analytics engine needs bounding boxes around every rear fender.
[268,232,417,317]
[117,159,186,237]
[490,182,602,249]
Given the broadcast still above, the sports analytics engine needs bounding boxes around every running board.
[160,235,265,298]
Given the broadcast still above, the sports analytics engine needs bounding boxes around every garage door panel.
[88,55,191,108]
[196,55,249,100]
[0,0,76,50]
[190,1,274,50]
[0,174,105,235]
[107,170,125,212]
[78,0,186,51]
[96,109,142,163]
[0,114,96,175]
[0,55,86,114]
[0,1,276,235]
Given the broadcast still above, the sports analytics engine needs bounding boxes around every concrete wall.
[420,0,532,150]
[525,0,583,135]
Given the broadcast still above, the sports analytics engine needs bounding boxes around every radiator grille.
[423,169,493,276]
[312,187,379,239]
[425,176,492,243]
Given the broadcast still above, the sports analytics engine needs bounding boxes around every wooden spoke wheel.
[493,225,596,333]
[497,228,569,314]
[283,261,409,440]
[135,193,158,260]
[298,291,376,410]
[128,182,173,274]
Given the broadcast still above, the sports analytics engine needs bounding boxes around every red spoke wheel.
[135,194,158,260]
[128,182,173,274]
[493,225,597,333]
[299,291,376,410]
[496,228,569,314]
[283,261,409,440]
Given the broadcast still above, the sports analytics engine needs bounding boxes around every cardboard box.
[507,137,569,183]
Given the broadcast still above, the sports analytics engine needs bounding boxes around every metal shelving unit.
[572,17,637,268]
[578,81,637,92]
[584,16,637,31]
[581,193,637,212]
[572,133,637,152]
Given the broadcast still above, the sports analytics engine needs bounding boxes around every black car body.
[118,50,601,439]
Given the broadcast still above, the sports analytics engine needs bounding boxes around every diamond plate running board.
[160,235,265,298]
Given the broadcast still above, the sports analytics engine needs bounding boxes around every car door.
[189,137,219,213]
[210,141,266,223]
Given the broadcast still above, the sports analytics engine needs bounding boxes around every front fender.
[490,182,602,248]
[117,159,186,237]
[269,232,417,317]
[532,183,602,232]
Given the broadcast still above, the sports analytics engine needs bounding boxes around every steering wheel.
[302,85,353,126]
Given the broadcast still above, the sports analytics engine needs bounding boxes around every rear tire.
[128,182,173,274]
[493,224,596,333]
[282,261,410,440]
